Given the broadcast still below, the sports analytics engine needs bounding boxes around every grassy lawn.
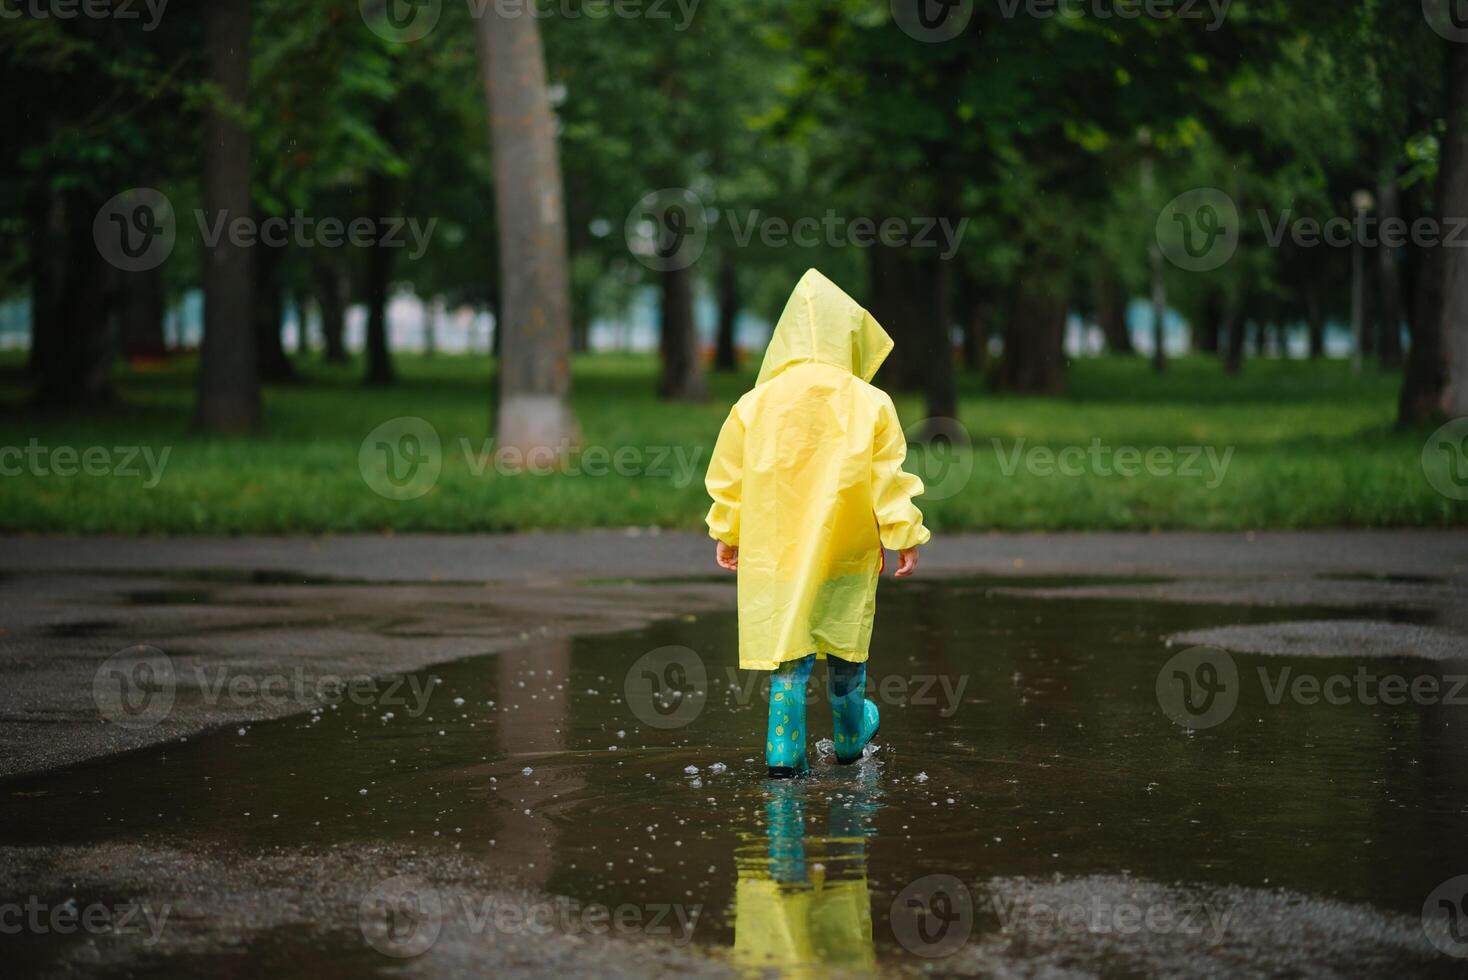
[0,351,1460,534]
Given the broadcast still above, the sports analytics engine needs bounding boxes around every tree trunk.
[315,259,348,364]
[424,298,439,357]
[292,289,311,355]
[254,240,297,382]
[1305,282,1325,359]
[363,187,396,386]
[867,244,919,390]
[569,281,590,354]
[26,194,56,379]
[30,188,116,407]
[1095,272,1133,354]
[122,265,166,358]
[658,264,706,400]
[714,249,738,371]
[194,0,259,433]
[1198,290,1222,355]
[997,272,1067,394]
[924,258,958,420]
[1444,39,1468,417]
[1401,38,1468,423]
[867,245,956,413]
[1224,302,1245,375]
[1376,177,1406,372]
[963,299,990,373]
[475,8,580,453]
[1149,243,1167,372]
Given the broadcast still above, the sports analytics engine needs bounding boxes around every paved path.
[5,528,1467,581]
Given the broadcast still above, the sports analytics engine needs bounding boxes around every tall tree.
[1439,40,1468,418]
[475,8,578,455]
[714,250,740,371]
[195,0,260,433]
[1401,38,1467,424]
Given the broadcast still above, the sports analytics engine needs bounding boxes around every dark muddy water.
[4,579,1467,975]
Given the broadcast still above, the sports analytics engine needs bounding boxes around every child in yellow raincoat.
[705,268,930,778]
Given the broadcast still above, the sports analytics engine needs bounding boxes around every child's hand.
[895,547,919,577]
[716,541,739,572]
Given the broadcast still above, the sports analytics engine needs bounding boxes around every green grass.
[0,351,1461,533]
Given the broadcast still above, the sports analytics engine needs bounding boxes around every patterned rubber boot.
[830,657,880,765]
[766,655,814,778]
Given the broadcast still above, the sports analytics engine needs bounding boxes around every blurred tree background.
[1,0,1465,532]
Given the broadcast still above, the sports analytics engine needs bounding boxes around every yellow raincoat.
[705,268,931,671]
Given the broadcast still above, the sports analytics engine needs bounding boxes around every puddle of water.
[3,581,1465,974]
[119,588,221,606]
[43,620,124,638]
[94,568,489,588]
[1320,572,1450,586]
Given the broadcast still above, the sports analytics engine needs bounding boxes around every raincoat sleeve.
[872,394,931,552]
[705,405,745,546]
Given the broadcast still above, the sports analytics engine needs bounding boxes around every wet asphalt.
[1,530,1466,978]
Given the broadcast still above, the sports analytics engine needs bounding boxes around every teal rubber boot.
[830,657,879,765]
[766,655,814,778]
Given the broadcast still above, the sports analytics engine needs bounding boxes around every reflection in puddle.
[2,580,1466,975]
[733,773,880,971]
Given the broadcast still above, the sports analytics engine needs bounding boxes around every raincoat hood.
[756,269,894,386]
